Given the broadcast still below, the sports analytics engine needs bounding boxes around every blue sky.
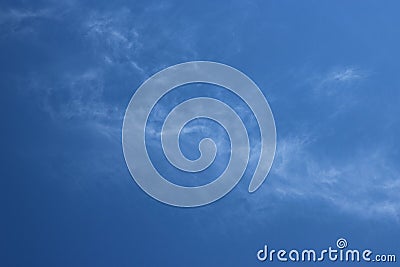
[1,0,399,266]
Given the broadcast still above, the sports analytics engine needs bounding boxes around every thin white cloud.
[269,134,400,221]
[25,69,123,140]
[289,65,371,118]
[0,8,54,23]
[313,66,369,95]
[82,8,148,76]
[328,67,364,82]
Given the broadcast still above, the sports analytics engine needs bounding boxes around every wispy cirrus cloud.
[289,65,372,119]
[10,1,398,222]
[29,69,116,119]
[15,3,199,127]
[0,4,74,37]
[0,8,58,24]
[83,8,146,75]
[256,64,400,221]
[25,69,123,140]
[312,66,369,95]
[269,133,400,221]
[329,67,364,82]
